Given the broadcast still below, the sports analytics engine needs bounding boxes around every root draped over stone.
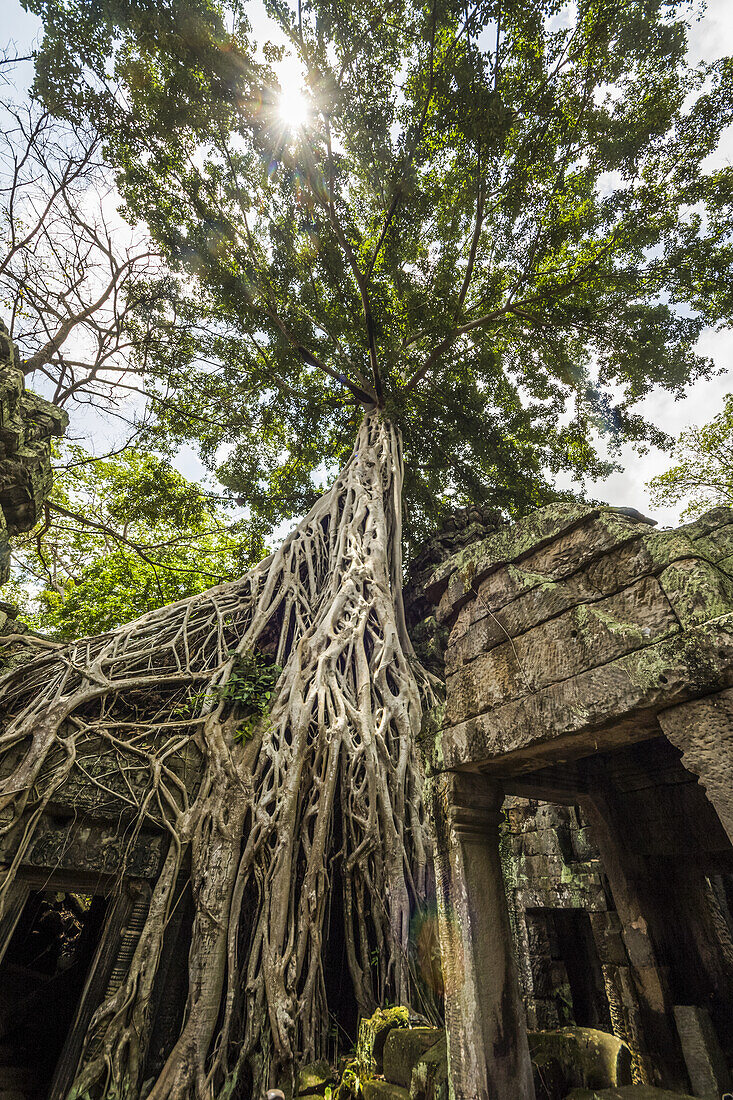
[0,410,438,1099]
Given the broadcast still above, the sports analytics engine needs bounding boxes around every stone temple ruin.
[428,502,733,1100]
[0,321,67,588]
[0,319,67,648]
[1,371,733,1100]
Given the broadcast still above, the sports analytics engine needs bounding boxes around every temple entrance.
[0,888,108,1100]
[506,733,733,1092]
[524,907,612,1032]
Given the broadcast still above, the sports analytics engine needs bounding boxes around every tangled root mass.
[0,411,438,1099]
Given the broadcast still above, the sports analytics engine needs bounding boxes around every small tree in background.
[648,394,733,519]
[6,444,267,637]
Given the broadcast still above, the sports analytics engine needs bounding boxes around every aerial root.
[0,410,438,1099]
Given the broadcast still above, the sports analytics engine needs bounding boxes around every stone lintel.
[441,614,733,771]
[428,503,598,615]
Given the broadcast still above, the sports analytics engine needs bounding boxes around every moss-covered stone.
[361,1081,409,1100]
[382,1028,443,1089]
[529,1027,633,1096]
[332,1058,361,1100]
[297,1060,337,1096]
[356,1007,410,1076]
[0,319,67,584]
[408,1036,447,1100]
[659,556,733,627]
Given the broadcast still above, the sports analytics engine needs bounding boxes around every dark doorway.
[526,907,612,1032]
[0,889,108,1099]
[552,909,612,1031]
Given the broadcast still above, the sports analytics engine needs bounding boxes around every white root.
[0,410,438,1099]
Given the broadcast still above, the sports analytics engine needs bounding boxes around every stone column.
[434,772,535,1100]
[582,793,688,1091]
[658,689,733,846]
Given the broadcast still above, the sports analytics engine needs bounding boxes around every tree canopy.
[23,0,733,557]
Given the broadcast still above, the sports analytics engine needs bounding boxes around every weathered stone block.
[658,688,733,846]
[362,1082,409,1100]
[693,525,733,563]
[0,813,165,878]
[520,828,563,859]
[297,1060,337,1096]
[588,914,629,967]
[572,827,599,862]
[681,506,733,539]
[0,320,67,583]
[430,503,594,606]
[442,614,733,769]
[446,524,703,666]
[446,576,679,726]
[408,1036,447,1100]
[529,1027,633,1091]
[672,1005,732,1098]
[356,1007,410,1076]
[660,557,733,628]
[439,509,650,625]
[382,1029,444,1090]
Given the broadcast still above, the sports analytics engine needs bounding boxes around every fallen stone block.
[356,1007,410,1075]
[530,1027,633,1097]
[362,1080,410,1100]
[408,1035,447,1100]
[297,1059,337,1096]
[382,1028,444,1089]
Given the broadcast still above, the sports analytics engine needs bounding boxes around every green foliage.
[218,649,282,742]
[21,0,733,557]
[5,444,267,637]
[647,394,733,519]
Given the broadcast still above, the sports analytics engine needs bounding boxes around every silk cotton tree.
[2,0,733,1096]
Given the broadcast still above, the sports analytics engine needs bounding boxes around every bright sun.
[277,71,310,131]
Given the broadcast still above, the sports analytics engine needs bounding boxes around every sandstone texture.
[529,1027,633,1093]
[433,502,733,772]
[356,1007,411,1076]
[297,1060,338,1096]
[0,319,67,584]
[429,501,733,1100]
[382,1029,444,1089]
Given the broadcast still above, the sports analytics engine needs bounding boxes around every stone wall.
[0,319,67,584]
[503,799,608,1028]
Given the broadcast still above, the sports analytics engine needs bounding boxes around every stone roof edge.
[423,502,598,608]
[424,499,733,623]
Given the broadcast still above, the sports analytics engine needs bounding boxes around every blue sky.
[3,0,733,528]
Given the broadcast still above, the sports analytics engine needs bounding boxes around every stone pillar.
[658,689,733,846]
[434,772,535,1100]
[582,793,689,1091]
[673,1005,732,1098]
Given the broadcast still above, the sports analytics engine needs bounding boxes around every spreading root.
[0,411,439,1099]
